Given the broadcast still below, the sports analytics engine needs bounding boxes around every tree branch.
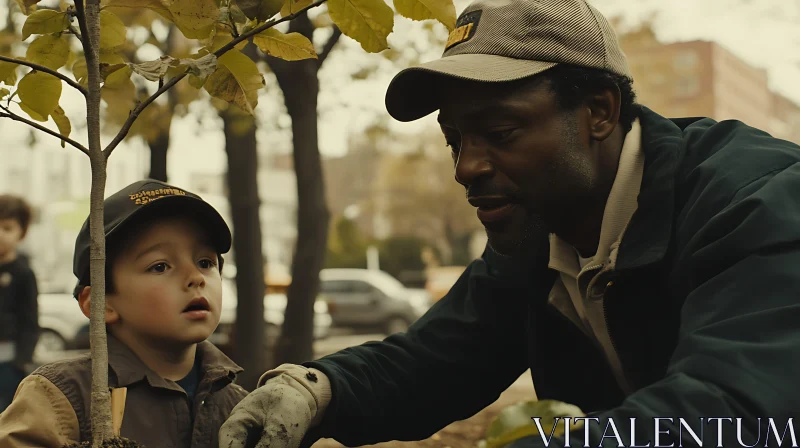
[0,105,89,155]
[74,0,92,64]
[0,55,88,96]
[102,0,329,157]
[317,26,341,67]
[68,24,83,41]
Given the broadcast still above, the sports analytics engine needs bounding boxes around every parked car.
[319,268,432,335]
[209,277,332,352]
[35,292,89,362]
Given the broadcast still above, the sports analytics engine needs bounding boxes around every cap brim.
[107,195,232,255]
[385,54,559,122]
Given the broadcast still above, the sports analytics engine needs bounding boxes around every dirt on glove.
[63,437,145,447]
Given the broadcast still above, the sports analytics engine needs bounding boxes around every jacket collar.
[613,106,689,272]
[107,333,243,391]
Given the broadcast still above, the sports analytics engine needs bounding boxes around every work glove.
[219,364,332,448]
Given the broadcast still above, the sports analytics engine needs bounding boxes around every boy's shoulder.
[30,351,93,398]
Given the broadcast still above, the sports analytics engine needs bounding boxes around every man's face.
[106,216,223,350]
[437,76,599,257]
[0,218,24,259]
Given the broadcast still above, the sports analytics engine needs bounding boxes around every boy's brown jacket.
[0,335,248,448]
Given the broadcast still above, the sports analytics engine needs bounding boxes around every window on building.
[674,76,700,98]
[674,50,699,71]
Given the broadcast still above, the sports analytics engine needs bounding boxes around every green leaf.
[99,10,128,49]
[203,49,264,114]
[0,60,19,86]
[51,105,71,148]
[236,0,282,21]
[327,0,394,53]
[21,10,69,41]
[393,0,455,31]
[15,0,42,15]
[0,88,9,100]
[253,28,317,61]
[480,400,585,448]
[280,0,313,17]
[18,71,62,119]
[26,35,70,70]
[101,0,175,22]
[168,0,220,39]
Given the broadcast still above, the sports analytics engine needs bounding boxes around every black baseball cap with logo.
[72,179,232,297]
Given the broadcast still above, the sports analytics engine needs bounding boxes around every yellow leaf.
[21,10,69,41]
[204,49,264,114]
[327,0,394,53]
[100,52,134,88]
[100,10,128,49]
[393,0,455,31]
[72,59,87,86]
[101,0,175,22]
[26,35,70,70]
[19,102,47,121]
[14,0,41,15]
[280,0,313,17]
[18,71,62,119]
[0,60,18,86]
[253,28,317,61]
[51,105,71,148]
[0,88,9,99]
[168,0,220,39]
[236,0,282,21]
[481,400,585,448]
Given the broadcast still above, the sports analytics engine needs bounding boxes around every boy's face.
[0,218,24,259]
[106,216,223,349]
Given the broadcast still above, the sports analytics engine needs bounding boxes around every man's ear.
[587,85,622,142]
[78,286,120,324]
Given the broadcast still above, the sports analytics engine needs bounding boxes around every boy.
[0,180,248,448]
[0,195,39,413]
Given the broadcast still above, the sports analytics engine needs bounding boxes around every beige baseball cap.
[385,0,632,122]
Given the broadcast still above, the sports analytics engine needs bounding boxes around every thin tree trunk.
[268,13,331,365]
[221,107,266,390]
[78,0,113,444]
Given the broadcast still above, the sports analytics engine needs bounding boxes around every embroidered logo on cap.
[445,9,482,51]
[128,187,187,205]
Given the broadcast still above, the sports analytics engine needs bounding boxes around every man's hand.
[219,364,331,448]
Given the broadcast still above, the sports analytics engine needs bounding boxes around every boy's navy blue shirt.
[0,254,39,368]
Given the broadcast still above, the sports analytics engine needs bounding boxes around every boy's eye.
[198,258,216,269]
[148,263,169,273]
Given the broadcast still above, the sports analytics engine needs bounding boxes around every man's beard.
[486,209,548,259]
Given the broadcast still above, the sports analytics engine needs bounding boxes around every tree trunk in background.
[147,124,169,181]
[147,27,177,182]
[221,108,266,390]
[268,12,331,365]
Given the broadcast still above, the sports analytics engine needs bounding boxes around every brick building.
[619,25,800,145]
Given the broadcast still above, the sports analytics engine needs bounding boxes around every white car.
[34,292,89,363]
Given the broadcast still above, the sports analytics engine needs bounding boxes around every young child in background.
[0,180,248,448]
[0,195,39,413]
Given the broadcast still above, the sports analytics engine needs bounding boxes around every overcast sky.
[1,0,799,190]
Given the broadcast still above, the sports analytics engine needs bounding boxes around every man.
[220,0,800,446]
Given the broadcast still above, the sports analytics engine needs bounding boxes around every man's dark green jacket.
[302,106,800,447]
